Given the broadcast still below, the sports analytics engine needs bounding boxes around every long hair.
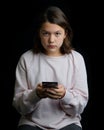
[33,6,73,54]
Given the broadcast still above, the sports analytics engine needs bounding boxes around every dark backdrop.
[2,0,102,129]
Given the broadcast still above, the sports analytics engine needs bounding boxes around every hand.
[36,83,48,98]
[45,84,66,99]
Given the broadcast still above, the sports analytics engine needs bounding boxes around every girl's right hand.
[36,83,47,98]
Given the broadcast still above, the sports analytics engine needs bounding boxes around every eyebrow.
[41,30,62,33]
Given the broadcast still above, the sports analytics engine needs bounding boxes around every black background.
[2,0,103,129]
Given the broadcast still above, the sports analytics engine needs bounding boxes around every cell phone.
[42,82,58,88]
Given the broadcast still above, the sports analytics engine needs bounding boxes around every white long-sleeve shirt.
[13,49,89,130]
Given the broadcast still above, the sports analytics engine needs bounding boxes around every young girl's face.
[39,22,66,56]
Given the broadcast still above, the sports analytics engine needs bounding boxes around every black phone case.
[42,82,58,88]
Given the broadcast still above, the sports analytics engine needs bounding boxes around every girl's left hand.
[45,84,66,99]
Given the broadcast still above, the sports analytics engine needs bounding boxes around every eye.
[55,32,61,37]
[41,31,49,37]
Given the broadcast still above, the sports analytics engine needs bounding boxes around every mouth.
[47,45,56,49]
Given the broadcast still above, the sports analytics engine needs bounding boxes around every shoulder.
[17,50,41,70]
[17,50,37,67]
[67,50,86,67]
[22,49,34,57]
[69,50,84,60]
[19,49,34,62]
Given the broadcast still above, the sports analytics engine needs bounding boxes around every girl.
[13,6,89,130]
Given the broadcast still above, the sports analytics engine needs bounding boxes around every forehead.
[40,22,64,32]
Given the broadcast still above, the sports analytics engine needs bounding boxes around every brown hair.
[33,6,73,54]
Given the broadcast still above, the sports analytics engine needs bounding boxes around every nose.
[49,34,54,43]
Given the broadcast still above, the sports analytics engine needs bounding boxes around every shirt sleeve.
[60,51,89,117]
[12,54,41,116]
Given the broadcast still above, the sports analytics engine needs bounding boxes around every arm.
[59,52,89,117]
[12,55,41,115]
